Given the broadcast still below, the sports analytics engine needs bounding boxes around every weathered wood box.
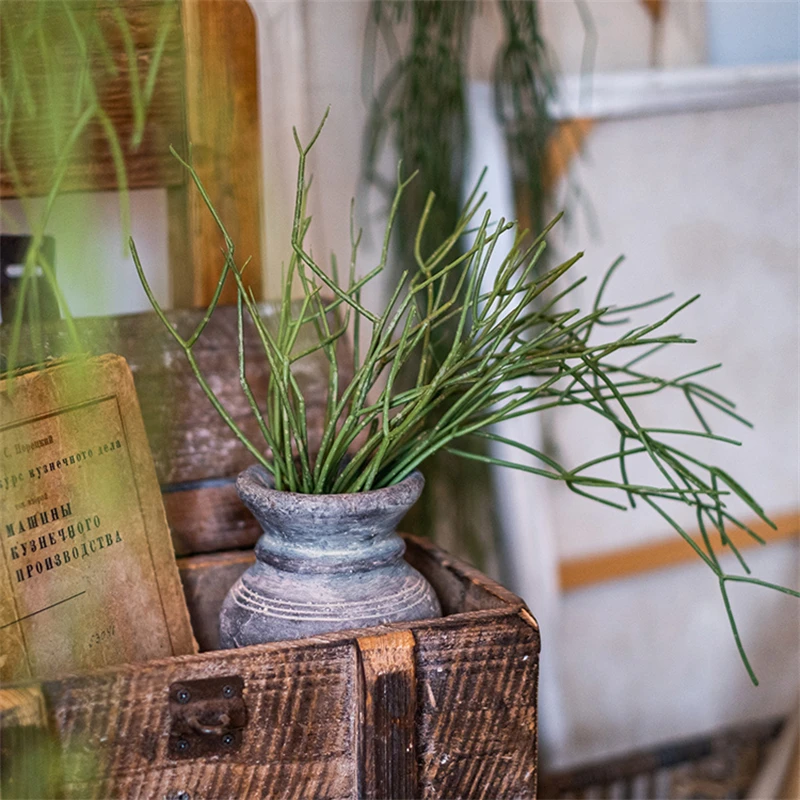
[1,309,540,799]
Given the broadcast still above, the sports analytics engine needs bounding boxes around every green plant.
[132,112,798,684]
[363,0,559,258]
[361,0,593,572]
[1,0,176,373]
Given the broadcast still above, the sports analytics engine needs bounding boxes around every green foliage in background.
[134,113,799,684]
[363,0,559,256]
[362,0,562,574]
[0,0,176,374]
[0,724,99,799]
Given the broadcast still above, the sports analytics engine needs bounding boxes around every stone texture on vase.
[219,465,442,647]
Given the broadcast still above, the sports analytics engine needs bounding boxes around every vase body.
[219,466,441,647]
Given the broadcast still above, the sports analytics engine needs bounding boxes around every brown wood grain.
[171,0,263,307]
[357,630,418,800]
[414,610,540,799]
[5,536,539,799]
[403,533,522,614]
[559,511,800,591]
[0,0,186,197]
[164,480,260,555]
[43,639,361,799]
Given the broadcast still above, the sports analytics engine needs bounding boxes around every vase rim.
[236,463,425,514]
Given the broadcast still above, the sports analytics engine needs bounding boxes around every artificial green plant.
[133,112,799,685]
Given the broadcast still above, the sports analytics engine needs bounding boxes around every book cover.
[0,354,196,682]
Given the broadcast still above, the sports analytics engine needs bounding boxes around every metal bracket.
[168,675,247,759]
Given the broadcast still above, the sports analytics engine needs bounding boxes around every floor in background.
[539,717,784,800]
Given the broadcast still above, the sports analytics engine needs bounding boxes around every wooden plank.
[171,0,263,307]
[0,0,186,197]
[33,610,539,799]
[402,533,523,614]
[559,511,800,591]
[0,305,347,555]
[414,610,540,799]
[178,551,254,652]
[356,630,418,800]
[40,639,360,800]
[164,480,260,555]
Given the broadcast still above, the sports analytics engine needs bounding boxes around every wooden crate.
[28,535,539,799]
[1,309,540,799]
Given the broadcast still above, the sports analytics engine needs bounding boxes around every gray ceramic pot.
[219,465,441,647]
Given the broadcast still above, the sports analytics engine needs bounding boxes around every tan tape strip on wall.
[559,512,800,591]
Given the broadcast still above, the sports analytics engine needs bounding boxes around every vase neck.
[254,526,407,574]
[236,465,424,575]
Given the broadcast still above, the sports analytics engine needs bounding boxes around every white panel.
[548,100,799,559]
[541,98,800,767]
[552,542,799,768]
[2,189,170,318]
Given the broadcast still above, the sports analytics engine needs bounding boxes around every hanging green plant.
[361,0,566,572]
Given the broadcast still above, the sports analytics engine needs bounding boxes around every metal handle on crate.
[187,712,231,736]
[168,676,246,758]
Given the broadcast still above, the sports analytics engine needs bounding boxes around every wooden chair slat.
[0,1,186,197]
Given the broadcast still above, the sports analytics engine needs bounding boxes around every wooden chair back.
[0,0,263,307]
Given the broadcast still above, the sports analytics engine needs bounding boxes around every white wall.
[1,190,170,318]
[539,96,800,767]
[554,541,799,767]
[549,100,799,557]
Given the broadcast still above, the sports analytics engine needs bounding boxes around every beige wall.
[538,98,800,766]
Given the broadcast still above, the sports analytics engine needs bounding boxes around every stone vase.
[219,465,441,647]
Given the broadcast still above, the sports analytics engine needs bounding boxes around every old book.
[0,354,196,683]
